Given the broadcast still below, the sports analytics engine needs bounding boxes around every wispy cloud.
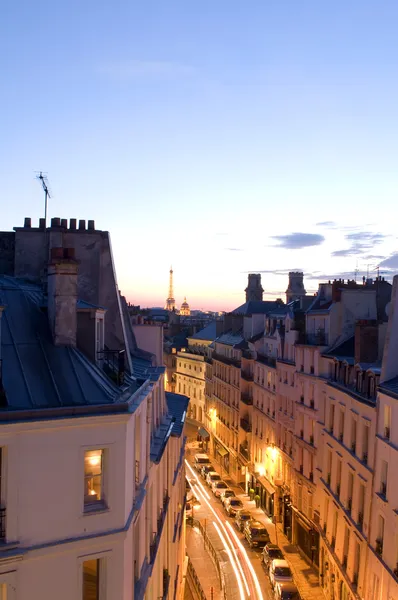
[271,233,325,250]
[380,253,398,271]
[226,247,243,251]
[98,60,194,80]
[331,231,386,257]
[316,221,336,227]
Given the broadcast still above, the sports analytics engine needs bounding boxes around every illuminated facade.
[0,218,188,600]
[205,271,398,599]
[179,297,190,316]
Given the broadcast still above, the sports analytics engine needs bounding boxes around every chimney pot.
[51,217,61,228]
[24,217,31,228]
[61,218,68,228]
[78,219,86,230]
[88,219,95,230]
[39,218,46,229]
[69,218,77,230]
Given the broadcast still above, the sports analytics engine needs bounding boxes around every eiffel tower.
[165,266,176,311]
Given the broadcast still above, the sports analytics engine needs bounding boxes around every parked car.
[206,471,221,487]
[201,464,215,479]
[235,509,253,532]
[225,497,243,516]
[269,559,293,589]
[220,489,236,506]
[274,582,301,600]
[261,543,284,570]
[212,480,229,497]
[244,520,270,548]
[194,454,210,471]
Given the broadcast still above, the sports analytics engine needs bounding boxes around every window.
[384,404,391,439]
[380,460,388,498]
[84,450,105,509]
[83,558,101,600]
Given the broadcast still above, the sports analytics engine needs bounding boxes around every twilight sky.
[1,1,398,311]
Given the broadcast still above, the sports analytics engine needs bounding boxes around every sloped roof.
[322,336,355,360]
[379,376,398,398]
[190,321,218,341]
[231,300,284,316]
[166,392,189,437]
[0,276,121,412]
[216,330,244,346]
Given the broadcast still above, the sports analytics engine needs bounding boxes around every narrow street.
[185,433,275,600]
[184,422,324,600]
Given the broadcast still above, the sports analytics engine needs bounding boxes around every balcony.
[239,444,251,462]
[149,492,170,565]
[375,538,383,556]
[212,352,241,368]
[256,354,277,368]
[297,331,329,346]
[240,418,252,433]
[241,370,254,382]
[241,393,253,406]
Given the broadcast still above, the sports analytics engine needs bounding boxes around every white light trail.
[185,460,251,597]
[225,521,264,600]
[213,521,246,600]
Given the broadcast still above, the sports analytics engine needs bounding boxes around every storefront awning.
[198,426,210,440]
[257,476,275,496]
[217,446,229,457]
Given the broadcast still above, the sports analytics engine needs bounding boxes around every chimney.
[47,247,78,346]
[286,271,306,303]
[354,320,378,364]
[24,217,31,228]
[245,274,263,302]
[69,218,77,230]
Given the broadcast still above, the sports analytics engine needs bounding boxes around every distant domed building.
[180,297,190,316]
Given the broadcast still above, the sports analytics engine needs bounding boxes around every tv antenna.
[36,171,51,228]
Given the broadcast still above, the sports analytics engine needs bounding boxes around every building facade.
[0,217,188,600]
[205,271,398,599]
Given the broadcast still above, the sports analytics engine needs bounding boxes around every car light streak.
[185,460,251,597]
[225,521,264,600]
[213,521,246,600]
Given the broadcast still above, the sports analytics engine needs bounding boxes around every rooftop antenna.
[354,259,359,283]
[36,171,51,228]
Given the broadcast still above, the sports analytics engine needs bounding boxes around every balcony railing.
[241,393,253,406]
[297,331,329,346]
[240,418,252,433]
[241,371,254,382]
[256,354,277,368]
[239,444,251,462]
[375,539,383,556]
[98,348,126,386]
[212,352,241,368]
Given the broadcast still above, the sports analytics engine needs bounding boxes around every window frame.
[79,551,110,600]
[82,447,109,513]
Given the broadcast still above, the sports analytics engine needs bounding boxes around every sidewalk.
[185,525,224,600]
[232,491,325,600]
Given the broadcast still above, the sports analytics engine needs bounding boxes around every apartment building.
[366,276,398,600]
[0,218,188,600]
[205,270,398,599]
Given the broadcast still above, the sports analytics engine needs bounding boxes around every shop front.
[213,440,230,476]
[255,475,275,518]
[197,426,210,452]
[292,508,319,566]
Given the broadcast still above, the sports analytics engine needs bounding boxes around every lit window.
[83,558,100,600]
[84,450,105,508]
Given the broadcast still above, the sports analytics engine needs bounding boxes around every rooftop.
[232,300,284,316]
[189,321,218,341]
[0,276,138,415]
